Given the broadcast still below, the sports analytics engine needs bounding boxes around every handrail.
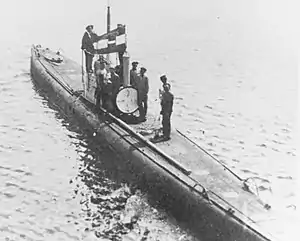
[176,129,273,210]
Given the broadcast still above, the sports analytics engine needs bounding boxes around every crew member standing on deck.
[115,65,123,86]
[81,25,102,73]
[160,84,173,140]
[109,66,121,113]
[130,61,139,87]
[102,77,114,112]
[136,67,149,122]
[94,55,108,107]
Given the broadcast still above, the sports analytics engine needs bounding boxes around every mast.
[106,2,111,64]
[107,5,111,33]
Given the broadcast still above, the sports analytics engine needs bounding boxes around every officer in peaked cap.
[81,25,105,73]
[85,25,94,31]
[160,83,173,140]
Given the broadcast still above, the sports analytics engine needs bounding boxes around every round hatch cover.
[116,86,138,114]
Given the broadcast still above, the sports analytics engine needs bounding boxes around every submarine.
[30,5,284,241]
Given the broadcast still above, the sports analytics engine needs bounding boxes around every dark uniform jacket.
[110,73,121,97]
[136,74,149,101]
[130,69,138,87]
[161,92,174,114]
[81,32,100,54]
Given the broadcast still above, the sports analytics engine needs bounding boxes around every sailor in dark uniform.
[130,61,139,87]
[136,67,149,122]
[81,25,102,73]
[160,84,174,140]
[110,67,121,99]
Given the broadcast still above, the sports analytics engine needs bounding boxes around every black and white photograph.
[0,0,298,240]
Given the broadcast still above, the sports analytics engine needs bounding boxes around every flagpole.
[106,0,111,65]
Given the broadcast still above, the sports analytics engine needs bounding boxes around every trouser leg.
[162,113,171,138]
[95,90,101,108]
[166,113,171,137]
[143,97,148,118]
[162,114,166,136]
[85,52,89,72]
[102,94,107,109]
[85,53,93,91]
[138,95,147,120]
[113,94,118,112]
[139,104,144,119]
[108,96,114,112]
[85,52,93,72]
[138,101,144,119]
[88,55,93,72]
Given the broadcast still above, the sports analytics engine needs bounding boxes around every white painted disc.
[116,86,138,114]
